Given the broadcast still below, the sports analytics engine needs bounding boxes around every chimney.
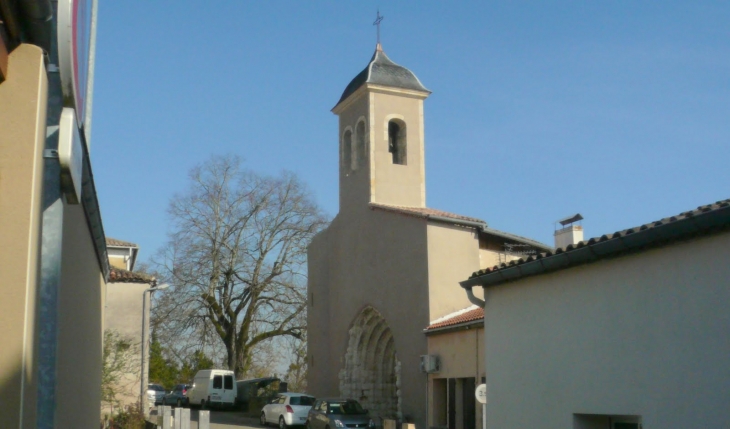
[554,213,584,249]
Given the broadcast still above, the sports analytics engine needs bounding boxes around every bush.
[103,403,147,429]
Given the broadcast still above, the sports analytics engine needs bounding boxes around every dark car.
[162,384,191,407]
[306,398,375,429]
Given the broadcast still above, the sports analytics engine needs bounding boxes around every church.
[306,43,551,429]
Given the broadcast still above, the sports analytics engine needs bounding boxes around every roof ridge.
[466,197,730,283]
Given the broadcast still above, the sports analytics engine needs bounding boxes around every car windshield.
[291,396,315,406]
[329,400,366,415]
[149,384,165,392]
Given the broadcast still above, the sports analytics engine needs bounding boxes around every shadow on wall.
[0,360,28,428]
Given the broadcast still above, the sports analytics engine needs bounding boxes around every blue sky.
[91,1,730,265]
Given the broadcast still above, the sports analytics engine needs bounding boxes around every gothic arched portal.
[339,307,401,422]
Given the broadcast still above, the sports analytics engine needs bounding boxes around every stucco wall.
[338,92,373,214]
[481,231,730,428]
[308,205,431,427]
[0,43,47,429]
[427,224,481,320]
[370,91,426,208]
[106,281,149,408]
[56,205,105,428]
[427,326,485,429]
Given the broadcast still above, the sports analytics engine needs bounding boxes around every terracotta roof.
[108,267,154,284]
[463,198,730,288]
[106,237,138,248]
[426,305,484,331]
[369,203,486,225]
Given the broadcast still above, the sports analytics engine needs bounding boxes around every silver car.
[261,392,316,428]
[306,398,374,429]
[147,383,166,405]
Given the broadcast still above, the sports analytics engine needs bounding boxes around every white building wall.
[481,230,730,428]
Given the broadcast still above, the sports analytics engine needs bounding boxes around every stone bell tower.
[332,43,431,214]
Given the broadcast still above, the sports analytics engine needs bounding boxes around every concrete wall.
[481,231,730,428]
[56,205,106,428]
[0,43,47,429]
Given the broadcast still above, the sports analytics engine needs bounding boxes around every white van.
[188,369,237,409]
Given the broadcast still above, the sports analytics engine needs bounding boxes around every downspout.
[16,0,53,53]
[464,286,485,307]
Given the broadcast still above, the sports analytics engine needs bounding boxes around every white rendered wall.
[482,230,730,428]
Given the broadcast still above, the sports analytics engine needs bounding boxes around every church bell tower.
[332,43,431,213]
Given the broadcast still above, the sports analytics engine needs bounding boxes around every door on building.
[434,377,476,429]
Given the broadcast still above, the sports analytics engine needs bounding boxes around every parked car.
[306,398,375,429]
[163,384,191,407]
[188,369,237,409]
[261,392,316,428]
[147,383,166,405]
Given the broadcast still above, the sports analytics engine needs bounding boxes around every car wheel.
[260,412,267,426]
[279,416,288,429]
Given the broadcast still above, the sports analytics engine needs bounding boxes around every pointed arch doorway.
[339,306,401,422]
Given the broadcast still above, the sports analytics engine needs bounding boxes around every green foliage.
[149,335,216,388]
[179,350,215,383]
[148,335,178,390]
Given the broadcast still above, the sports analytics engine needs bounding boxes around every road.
[150,408,263,429]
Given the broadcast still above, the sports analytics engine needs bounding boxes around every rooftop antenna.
[373,9,384,50]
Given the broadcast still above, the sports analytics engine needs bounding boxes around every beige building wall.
[308,205,431,427]
[105,280,149,409]
[427,327,485,429]
[480,231,730,428]
[56,205,106,429]
[427,224,481,320]
[369,90,426,208]
[0,43,47,429]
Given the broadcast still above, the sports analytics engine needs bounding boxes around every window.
[355,120,367,169]
[213,375,222,389]
[573,414,642,429]
[291,396,315,406]
[343,130,353,173]
[224,375,234,389]
[388,120,406,165]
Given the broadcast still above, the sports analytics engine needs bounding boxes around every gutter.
[427,214,488,231]
[461,200,730,290]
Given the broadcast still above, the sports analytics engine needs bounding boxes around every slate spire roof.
[336,44,430,107]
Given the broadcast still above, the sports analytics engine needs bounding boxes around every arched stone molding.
[381,114,406,140]
[354,117,368,171]
[339,306,401,422]
[342,126,354,174]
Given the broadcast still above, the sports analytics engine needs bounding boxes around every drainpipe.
[15,0,53,52]
[464,286,485,307]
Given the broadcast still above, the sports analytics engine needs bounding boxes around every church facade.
[306,45,550,429]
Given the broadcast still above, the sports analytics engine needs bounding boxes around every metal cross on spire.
[373,9,384,48]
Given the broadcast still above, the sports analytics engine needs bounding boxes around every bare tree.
[152,156,327,378]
